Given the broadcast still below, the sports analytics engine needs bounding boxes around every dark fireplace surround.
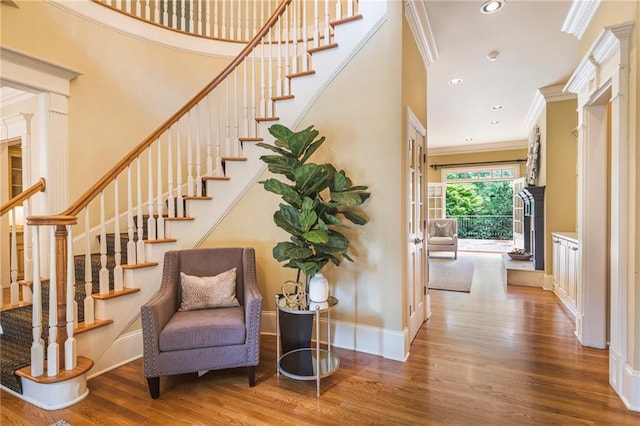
[516,186,546,271]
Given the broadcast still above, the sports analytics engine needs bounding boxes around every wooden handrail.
[0,178,46,217]
[62,0,292,218]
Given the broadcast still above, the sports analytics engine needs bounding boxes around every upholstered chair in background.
[427,219,459,259]
[141,247,262,399]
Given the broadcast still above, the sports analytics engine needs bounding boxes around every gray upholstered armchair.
[427,218,459,259]
[141,247,262,399]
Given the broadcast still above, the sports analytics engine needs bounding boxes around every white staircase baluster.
[114,177,124,291]
[99,192,109,294]
[348,0,354,17]
[136,157,145,263]
[180,0,186,31]
[221,0,226,38]
[252,0,257,43]
[189,0,195,34]
[116,1,122,11]
[65,224,77,370]
[84,208,95,325]
[224,80,231,157]
[23,198,33,303]
[187,111,194,197]
[171,0,178,30]
[245,0,250,40]
[47,226,59,377]
[284,5,290,95]
[147,146,157,240]
[276,15,283,98]
[250,49,257,138]
[215,89,224,177]
[162,0,168,27]
[324,0,330,44]
[213,0,218,38]
[242,59,249,138]
[302,0,309,72]
[10,207,19,305]
[154,0,160,23]
[196,0,202,35]
[135,0,141,18]
[206,93,214,175]
[30,225,44,377]
[125,0,131,14]
[156,140,165,240]
[126,165,136,263]
[259,38,266,118]
[167,127,176,218]
[144,0,150,20]
[195,104,203,196]
[176,123,184,217]
[205,0,211,37]
[233,71,240,157]
[267,29,274,118]
[335,0,342,21]
[229,0,234,40]
[236,0,242,40]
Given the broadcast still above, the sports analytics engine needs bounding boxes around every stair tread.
[74,318,114,335]
[16,356,93,384]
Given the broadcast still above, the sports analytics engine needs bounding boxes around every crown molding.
[428,139,528,156]
[521,83,576,131]
[405,0,439,67]
[561,0,601,39]
[564,22,634,94]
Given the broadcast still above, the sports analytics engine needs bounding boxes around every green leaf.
[331,191,366,207]
[299,209,317,232]
[332,171,351,192]
[263,179,301,205]
[342,210,367,225]
[343,252,354,262]
[256,143,294,158]
[274,205,302,235]
[318,218,328,231]
[321,213,343,226]
[300,136,326,163]
[268,124,294,147]
[260,155,300,181]
[315,231,349,254]
[273,242,313,261]
[303,229,329,243]
[294,163,329,194]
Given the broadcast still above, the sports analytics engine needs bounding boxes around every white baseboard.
[543,274,554,291]
[261,310,408,362]
[622,363,640,411]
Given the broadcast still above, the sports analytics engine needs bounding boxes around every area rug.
[428,256,475,292]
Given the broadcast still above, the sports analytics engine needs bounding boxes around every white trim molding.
[404,0,439,67]
[564,21,637,412]
[522,84,577,131]
[428,139,527,156]
[561,0,601,39]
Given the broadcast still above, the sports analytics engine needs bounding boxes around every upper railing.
[25,0,359,381]
[94,0,281,42]
[449,215,513,240]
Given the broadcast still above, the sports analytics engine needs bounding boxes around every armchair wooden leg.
[147,377,160,399]
[247,366,256,387]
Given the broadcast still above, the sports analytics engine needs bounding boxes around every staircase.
[0,0,387,410]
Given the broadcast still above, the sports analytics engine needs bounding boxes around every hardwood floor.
[2,253,639,425]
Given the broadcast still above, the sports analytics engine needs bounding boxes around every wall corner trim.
[561,0,601,39]
[405,0,439,67]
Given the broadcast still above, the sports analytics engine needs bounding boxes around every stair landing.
[501,254,544,287]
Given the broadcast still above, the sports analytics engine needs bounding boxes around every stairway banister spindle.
[237,0,242,40]
[65,224,77,370]
[187,111,194,197]
[245,0,250,40]
[167,127,176,218]
[9,207,18,305]
[215,89,223,177]
[206,93,214,175]
[324,0,330,43]
[176,122,184,218]
[233,71,240,157]
[189,0,195,34]
[213,0,218,37]
[47,226,59,376]
[156,141,165,240]
[84,208,95,324]
[126,165,136,264]
[180,0,186,31]
[229,0,235,40]
[162,0,168,27]
[30,225,44,377]
[114,177,124,291]
[195,104,202,196]
[99,192,109,294]
[147,145,157,240]
[136,156,145,263]
[221,0,226,38]
[205,0,211,37]
[302,0,308,71]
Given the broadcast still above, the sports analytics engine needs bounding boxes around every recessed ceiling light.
[487,50,500,61]
[492,105,503,110]
[490,120,500,124]
[481,0,505,14]
[465,138,473,142]
[448,78,463,85]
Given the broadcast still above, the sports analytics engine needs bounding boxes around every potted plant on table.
[257,124,370,306]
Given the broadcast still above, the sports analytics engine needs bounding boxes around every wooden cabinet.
[552,232,578,316]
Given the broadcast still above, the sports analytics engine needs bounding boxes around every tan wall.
[543,99,578,275]
[203,1,405,333]
[635,0,640,369]
[0,1,230,202]
[426,148,528,183]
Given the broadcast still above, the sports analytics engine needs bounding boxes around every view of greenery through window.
[446,181,513,240]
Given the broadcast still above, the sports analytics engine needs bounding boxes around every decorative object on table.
[257,124,371,299]
[308,272,329,302]
[281,280,306,309]
[525,125,541,186]
[508,248,533,261]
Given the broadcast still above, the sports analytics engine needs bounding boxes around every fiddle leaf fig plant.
[257,124,370,281]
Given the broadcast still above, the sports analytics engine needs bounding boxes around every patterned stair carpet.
[0,232,134,394]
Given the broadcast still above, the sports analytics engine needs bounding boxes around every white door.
[428,183,445,219]
[512,177,525,248]
[407,110,427,343]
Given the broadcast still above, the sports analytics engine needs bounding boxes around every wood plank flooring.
[2,253,639,425]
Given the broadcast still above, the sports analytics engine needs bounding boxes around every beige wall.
[542,99,578,275]
[426,148,528,183]
[1,1,230,202]
[203,1,405,335]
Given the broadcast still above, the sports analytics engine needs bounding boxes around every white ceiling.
[424,0,580,151]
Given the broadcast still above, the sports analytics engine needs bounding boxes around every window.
[442,164,519,183]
